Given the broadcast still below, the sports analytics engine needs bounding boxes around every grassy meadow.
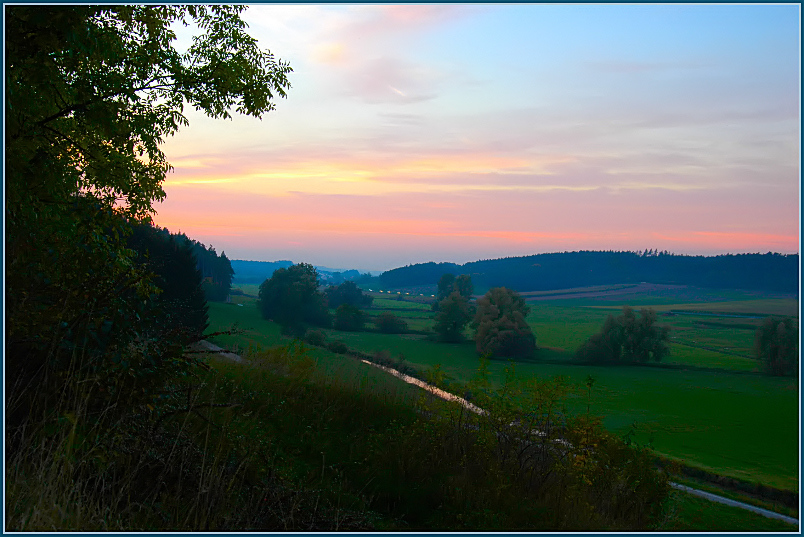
[212,283,799,497]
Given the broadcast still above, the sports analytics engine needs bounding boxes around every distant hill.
[379,251,799,295]
[230,260,294,283]
[231,259,373,285]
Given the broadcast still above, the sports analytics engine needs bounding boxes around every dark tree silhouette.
[472,287,536,358]
[434,291,472,342]
[754,317,798,376]
[325,280,373,309]
[257,263,330,331]
[576,306,670,364]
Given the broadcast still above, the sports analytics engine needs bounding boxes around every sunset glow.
[155,4,800,270]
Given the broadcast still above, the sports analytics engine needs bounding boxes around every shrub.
[304,329,327,347]
[375,313,408,334]
[754,316,798,376]
[280,323,307,339]
[333,304,365,332]
[326,340,349,354]
[324,281,373,309]
[577,306,669,364]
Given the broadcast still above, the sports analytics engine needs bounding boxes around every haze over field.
[154,4,800,271]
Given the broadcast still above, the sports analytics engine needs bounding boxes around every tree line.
[380,251,798,294]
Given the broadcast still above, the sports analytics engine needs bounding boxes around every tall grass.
[6,334,676,531]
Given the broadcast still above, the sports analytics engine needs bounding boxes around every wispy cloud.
[156,5,799,268]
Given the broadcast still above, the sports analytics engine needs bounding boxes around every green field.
[660,490,798,532]
[215,285,799,493]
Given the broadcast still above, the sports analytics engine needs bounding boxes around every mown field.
[212,284,799,496]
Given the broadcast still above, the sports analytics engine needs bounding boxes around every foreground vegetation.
[7,339,675,531]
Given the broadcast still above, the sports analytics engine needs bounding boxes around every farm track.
[197,340,799,527]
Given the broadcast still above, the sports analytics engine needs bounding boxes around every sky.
[154,4,801,272]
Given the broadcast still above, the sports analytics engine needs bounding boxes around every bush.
[754,316,798,376]
[280,323,307,339]
[304,329,327,347]
[333,304,365,332]
[326,340,349,354]
[576,306,669,364]
[324,281,373,309]
[375,313,408,334]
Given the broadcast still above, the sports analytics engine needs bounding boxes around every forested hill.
[231,260,371,284]
[230,260,295,284]
[379,251,799,294]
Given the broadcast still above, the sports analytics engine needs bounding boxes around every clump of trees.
[472,287,536,358]
[257,263,330,332]
[754,317,798,376]
[325,280,373,309]
[433,273,475,342]
[325,281,372,332]
[576,306,670,364]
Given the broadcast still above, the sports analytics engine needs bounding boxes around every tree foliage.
[6,5,291,387]
[175,237,235,301]
[472,287,536,358]
[375,313,409,334]
[433,272,474,312]
[127,223,209,339]
[576,306,670,364]
[325,281,373,309]
[257,263,330,330]
[434,291,473,342]
[754,317,798,376]
[433,273,474,341]
[437,274,457,301]
[5,3,292,453]
[334,304,365,332]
